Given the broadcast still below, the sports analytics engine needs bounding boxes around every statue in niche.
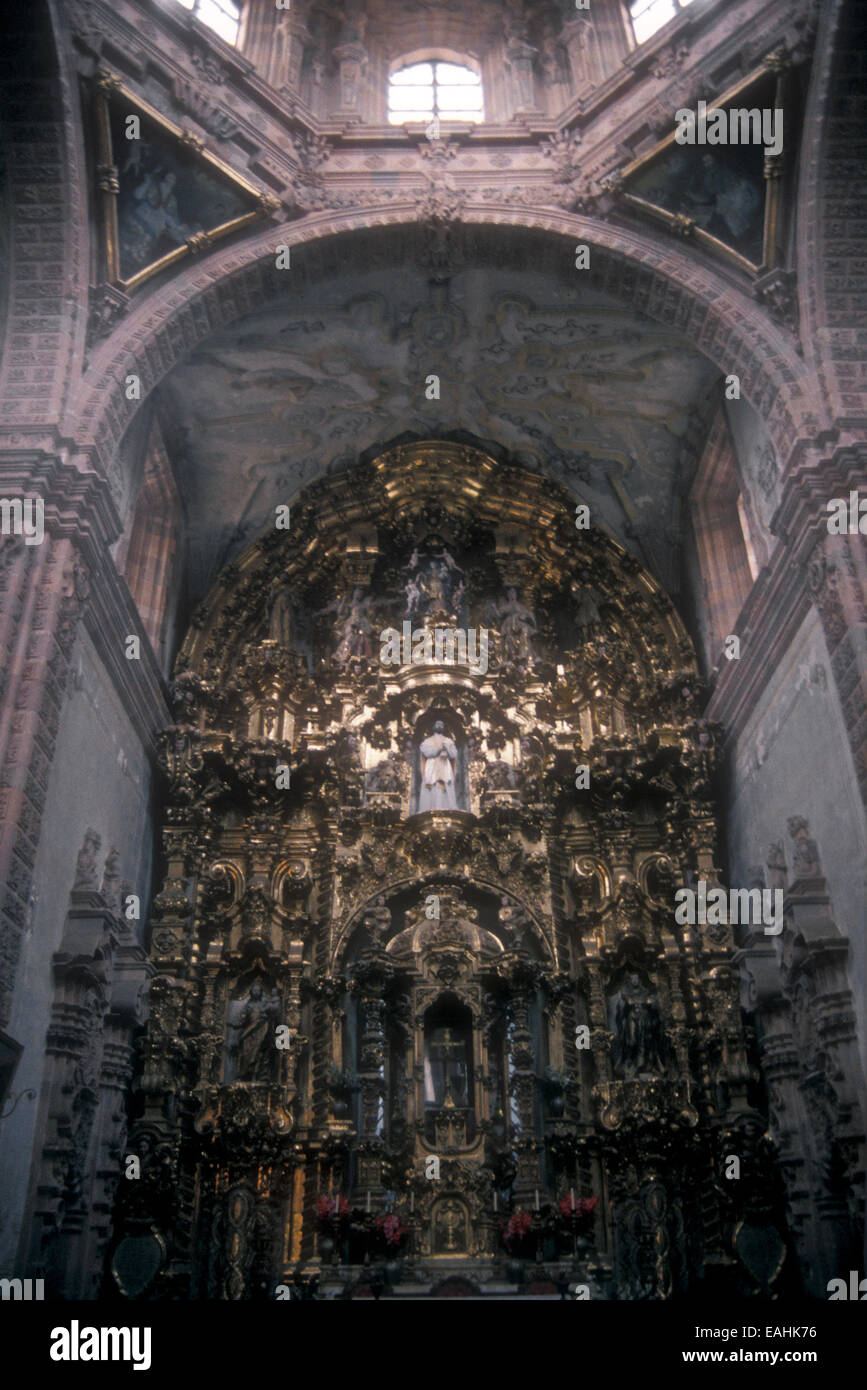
[498,895,531,949]
[227,979,281,1083]
[364,750,404,795]
[483,758,517,792]
[74,828,102,891]
[788,816,821,879]
[496,588,537,662]
[405,546,465,623]
[611,972,666,1079]
[267,584,293,646]
[417,721,459,812]
[319,587,381,663]
[519,736,546,801]
[262,704,281,740]
[571,581,602,630]
[362,895,392,948]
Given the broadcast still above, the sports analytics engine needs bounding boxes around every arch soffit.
[65,209,817,477]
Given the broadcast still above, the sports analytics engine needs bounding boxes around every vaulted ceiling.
[155,227,719,604]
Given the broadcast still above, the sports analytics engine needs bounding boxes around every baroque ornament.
[118,441,788,1299]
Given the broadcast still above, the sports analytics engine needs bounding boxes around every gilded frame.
[615,57,793,277]
[93,68,278,294]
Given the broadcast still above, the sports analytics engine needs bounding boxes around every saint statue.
[319,587,381,663]
[267,584,293,645]
[612,972,666,1079]
[571,582,602,629]
[417,720,459,812]
[228,980,281,1083]
[404,545,465,623]
[497,588,537,662]
[73,828,102,891]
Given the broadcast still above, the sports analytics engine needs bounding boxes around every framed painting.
[615,59,794,276]
[93,69,278,293]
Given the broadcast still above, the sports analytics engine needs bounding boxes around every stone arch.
[64,209,817,504]
[331,877,557,974]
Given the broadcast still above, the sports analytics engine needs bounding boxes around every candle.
[410,1190,415,1214]
[534,1188,540,1212]
[570,1188,575,1212]
[366,1190,371,1213]
[493,1191,498,1212]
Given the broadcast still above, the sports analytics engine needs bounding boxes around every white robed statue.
[417,721,459,812]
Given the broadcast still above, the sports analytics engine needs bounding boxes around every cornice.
[0,443,169,752]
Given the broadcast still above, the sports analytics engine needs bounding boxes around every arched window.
[388,60,484,125]
[628,0,695,45]
[176,0,241,46]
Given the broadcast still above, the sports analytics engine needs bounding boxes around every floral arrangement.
[376,1213,408,1249]
[501,1208,533,1252]
[316,1193,351,1225]
[558,1195,598,1223]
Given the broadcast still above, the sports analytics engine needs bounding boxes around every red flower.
[316,1193,350,1222]
[376,1213,407,1248]
[502,1208,534,1249]
[558,1195,598,1220]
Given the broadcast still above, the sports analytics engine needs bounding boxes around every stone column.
[0,531,87,1029]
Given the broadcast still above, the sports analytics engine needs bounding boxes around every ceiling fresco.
[156,263,718,603]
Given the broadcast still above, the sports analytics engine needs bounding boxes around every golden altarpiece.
[111,442,784,1300]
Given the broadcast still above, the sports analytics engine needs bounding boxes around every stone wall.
[0,626,153,1272]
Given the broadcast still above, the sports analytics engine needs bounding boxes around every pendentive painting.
[109,102,250,281]
[624,75,778,267]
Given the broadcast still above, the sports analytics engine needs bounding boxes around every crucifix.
[426,1026,469,1107]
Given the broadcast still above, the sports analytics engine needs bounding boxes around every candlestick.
[534,1188,540,1212]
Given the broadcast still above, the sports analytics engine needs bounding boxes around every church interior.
[0,0,865,1305]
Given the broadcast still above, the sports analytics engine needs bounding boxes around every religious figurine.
[611,972,666,1079]
[788,816,821,879]
[100,847,123,916]
[484,758,517,792]
[362,895,392,948]
[766,841,787,891]
[496,588,537,662]
[320,587,379,663]
[267,584,293,645]
[229,980,281,1083]
[417,720,459,812]
[405,545,465,623]
[497,895,531,948]
[364,750,403,795]
[571,582,602,629]
[73,828,102,891]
